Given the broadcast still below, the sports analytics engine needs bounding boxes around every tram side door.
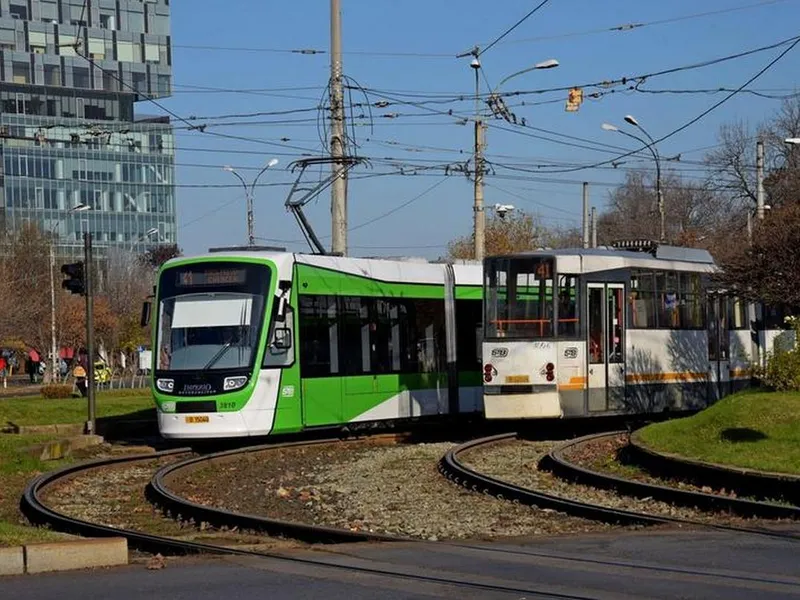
[707,295,730,400]
[587,283,626,412]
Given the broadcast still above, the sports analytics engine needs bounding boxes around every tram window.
[557,275,579,337]
[411,299,446,373]
[607,287,623,364]
[456,299,482,369]
[298,295,339,377]
[659,271,681,328]
[629,271,656,328]
[719,299,730,360]
[485,257,554,339]
[371,299,409,373]
[728,297,748,330]
[681,273,705,329]
[588,287,604,364]
[340,297,370,375]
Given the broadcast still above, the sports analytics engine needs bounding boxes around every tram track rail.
[439,432,800,541]
[18,431,800,597]
[18,439,607,599]
[543,431,800,522]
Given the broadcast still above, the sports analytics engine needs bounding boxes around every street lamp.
[223,158,279,246]
[602,117,665,242]
[785,138,800,145]
[49,203,91,382]
[469,56,559,261]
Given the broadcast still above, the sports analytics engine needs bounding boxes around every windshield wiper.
[202,341,234,371]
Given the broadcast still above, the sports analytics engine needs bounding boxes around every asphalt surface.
[3,528,800,599]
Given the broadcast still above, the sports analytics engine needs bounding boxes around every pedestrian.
[74,350,89,397]
[0,354,7,389]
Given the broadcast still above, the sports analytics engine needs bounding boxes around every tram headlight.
[483,363,494,383]
[223,376,248,391]
[156,378,174,393]
[545,362,555,382]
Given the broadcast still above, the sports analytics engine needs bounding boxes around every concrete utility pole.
[471,52,485,262]
[591,207,597,248]
[756,139,765,221]
[582,182,589,249]
[329,0,348,256]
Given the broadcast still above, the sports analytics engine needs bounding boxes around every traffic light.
[565,87,583,112]
[61,261,85,295]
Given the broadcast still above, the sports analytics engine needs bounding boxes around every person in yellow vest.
[74,350,88,397]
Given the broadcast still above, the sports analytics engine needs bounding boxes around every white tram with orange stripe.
[481,241,772,419]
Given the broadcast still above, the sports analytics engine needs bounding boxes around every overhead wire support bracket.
[283,156,370,255]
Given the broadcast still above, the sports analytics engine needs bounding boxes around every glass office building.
[0,0,174,258]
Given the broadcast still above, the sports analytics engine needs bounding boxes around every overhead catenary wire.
[533,34,800,174]
[477,0,553,57]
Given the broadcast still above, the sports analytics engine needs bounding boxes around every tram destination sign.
[175,267,247,288]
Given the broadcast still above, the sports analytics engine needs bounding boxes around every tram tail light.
[545,362,555,382]
[484,363,494,383]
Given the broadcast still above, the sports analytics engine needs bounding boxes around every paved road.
[3,528,800,599]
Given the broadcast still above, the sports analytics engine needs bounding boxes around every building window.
[89,38,105,60]
[99,11,116,30]
[157,74,170,95]
[44,64,61,86]
[12,62,29,84]
[29,31,47,54]
[9,4,28,20]
[73,67,91,90]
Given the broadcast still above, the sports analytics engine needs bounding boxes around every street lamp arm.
[492,59,559,95]
[251,159,279,198]
[225,169,248,195]
[617,128,661,186]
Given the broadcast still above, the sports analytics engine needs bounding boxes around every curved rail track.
[439,432,800,541]
[147,438,403,544]
[19,432,800,597]
[21,438,606,599]
[544,431,800,521]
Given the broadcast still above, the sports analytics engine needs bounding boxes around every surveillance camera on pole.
[494,203,515,219]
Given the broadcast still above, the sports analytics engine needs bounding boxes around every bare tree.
[705,97,800,212]
[596,169,721,246]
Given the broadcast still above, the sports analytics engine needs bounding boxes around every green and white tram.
[144,249,483,439]
[481,241,767,420]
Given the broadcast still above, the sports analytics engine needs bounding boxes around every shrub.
[757,315,800,391]
[40,384,74,399]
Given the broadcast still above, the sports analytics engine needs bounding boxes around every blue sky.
[158,0,800,258]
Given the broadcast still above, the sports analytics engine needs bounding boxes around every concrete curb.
[0,547,24,576]
[629,432,800,504]
[22,435,105,461]
[0,538,128,577]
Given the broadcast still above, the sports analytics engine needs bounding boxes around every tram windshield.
[155,263,270,372]
[485,257,554,339]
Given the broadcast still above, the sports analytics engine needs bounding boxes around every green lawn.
[0,434,79,547]
[0,389,154,427]
[0,389,157,547]
[636,389,800,475]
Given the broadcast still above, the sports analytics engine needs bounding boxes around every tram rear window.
[485,258,554,339]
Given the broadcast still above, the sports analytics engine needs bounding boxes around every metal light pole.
[84,230,96,435]
[223,159,279,246]
[465,54,559,260]
[602,117,664,242]
[49,203,90,383]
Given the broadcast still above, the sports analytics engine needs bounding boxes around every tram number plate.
[505,375,530,384]
[185,416,210,424]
